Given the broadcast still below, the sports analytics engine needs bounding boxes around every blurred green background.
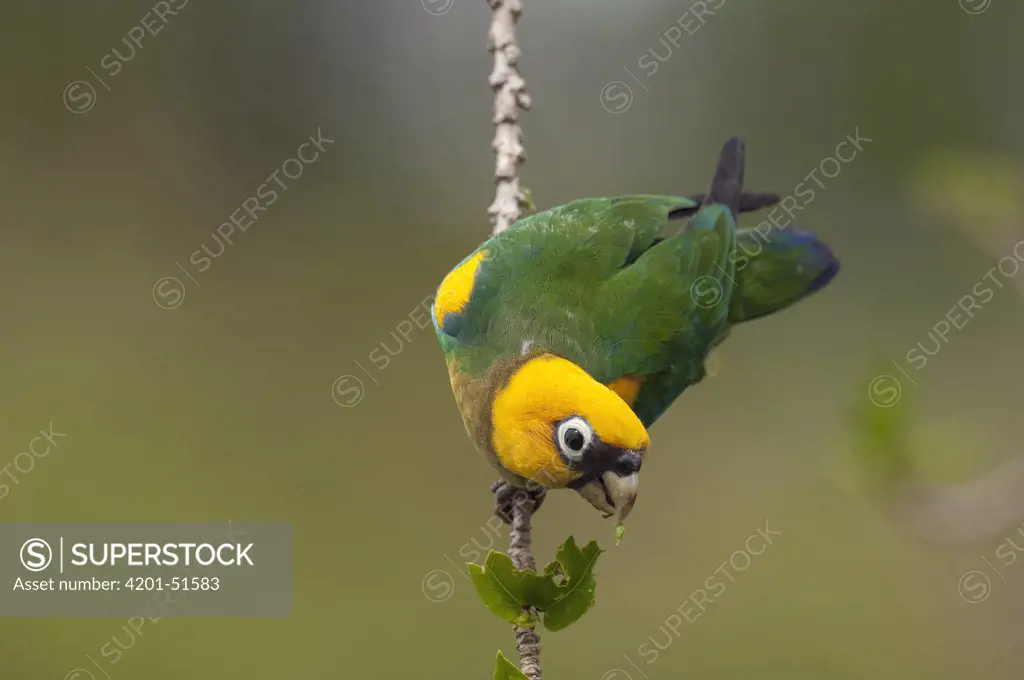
[2,0,1024,678]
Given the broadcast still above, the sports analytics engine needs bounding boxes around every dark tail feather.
[670,191,779,220]
[667,138,766,221]
[706,137,745,217]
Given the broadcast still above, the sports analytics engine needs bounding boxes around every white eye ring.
[556,417,593,461]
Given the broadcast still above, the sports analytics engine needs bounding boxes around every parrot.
[430,138,840,531]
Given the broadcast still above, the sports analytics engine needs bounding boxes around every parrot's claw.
[490,479,547,525]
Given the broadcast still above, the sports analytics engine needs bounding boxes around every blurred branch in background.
[851,152,1024,546]
[915,149,1024,290]
[852,377,1024,545]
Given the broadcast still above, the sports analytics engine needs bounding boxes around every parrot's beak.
[601,469,639,523]
[572,448,643,522]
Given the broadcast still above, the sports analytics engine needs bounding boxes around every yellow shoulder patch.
[434,249,488,330]
[607,375,643,407]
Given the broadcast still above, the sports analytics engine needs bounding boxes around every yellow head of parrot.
[490,353,650,522]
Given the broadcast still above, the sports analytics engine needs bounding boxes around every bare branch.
[509,494,542,679]
[487,0,531,234]
[487,6,540,674]
[886,456,1024,545]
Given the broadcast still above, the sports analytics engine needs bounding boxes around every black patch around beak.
[566,442,643,491]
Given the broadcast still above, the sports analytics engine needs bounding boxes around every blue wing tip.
[773,226,840,294]
[807,251,840,295]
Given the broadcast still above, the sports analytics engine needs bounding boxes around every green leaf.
[468,554,531,627]
[491,549,562,613]
[847,360,984,496]
[471,538,605,631]
[540,536,603,631]
[494,650,529,680]
[615,523,626,545]
[849,359,916,493]
[469,550,560,626]
[520,572,562,612]
[519,187,537,213]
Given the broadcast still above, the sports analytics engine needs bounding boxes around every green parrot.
[431,138,839,527]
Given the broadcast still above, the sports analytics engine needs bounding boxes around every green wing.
[597,202,738,424]
[433,194,736,426]
[433,138,838,426]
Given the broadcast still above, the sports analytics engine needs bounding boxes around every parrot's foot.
[490,479,546,525]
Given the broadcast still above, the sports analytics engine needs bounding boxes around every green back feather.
[433,195,838,426]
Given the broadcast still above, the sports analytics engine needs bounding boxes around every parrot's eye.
[556,417,593,461]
